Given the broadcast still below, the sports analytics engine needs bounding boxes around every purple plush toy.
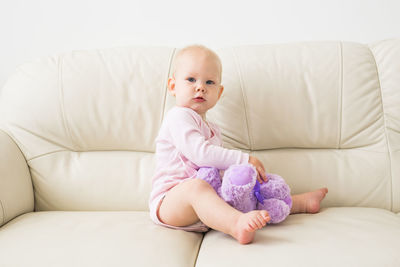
[197,164,292,224]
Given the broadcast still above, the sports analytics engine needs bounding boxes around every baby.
[149,45,328,244]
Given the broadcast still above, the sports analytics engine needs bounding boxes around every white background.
[1,0,399,90]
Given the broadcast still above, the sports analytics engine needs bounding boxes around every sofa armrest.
[0,129,34,227]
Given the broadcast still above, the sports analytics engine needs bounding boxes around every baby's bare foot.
[306,188,328,213]
[291,188,328,214]
[231,210,270,244]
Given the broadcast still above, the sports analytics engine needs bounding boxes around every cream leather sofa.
[1,39,400,267]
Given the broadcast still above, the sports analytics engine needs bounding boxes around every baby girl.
[149,44,328,244]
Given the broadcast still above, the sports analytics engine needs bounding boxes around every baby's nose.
[196,85,205,92]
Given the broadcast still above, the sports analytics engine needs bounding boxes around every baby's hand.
[248,156,268,183]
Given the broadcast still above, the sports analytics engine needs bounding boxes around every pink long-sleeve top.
[149,106,249,213]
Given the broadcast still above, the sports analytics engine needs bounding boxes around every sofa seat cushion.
[196,207,400,267]
[0,211,203,267]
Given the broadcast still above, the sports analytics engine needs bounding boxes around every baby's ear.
[167,77,176,96]
[218,85,224,99]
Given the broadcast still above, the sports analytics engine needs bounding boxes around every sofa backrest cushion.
[0,47,174,211]
[1,40,399,212]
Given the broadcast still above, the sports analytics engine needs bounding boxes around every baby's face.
[168,49,224,118]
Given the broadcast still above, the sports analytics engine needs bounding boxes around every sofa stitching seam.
[0,199,5,225]
[193,233,205,267]
[58,54,76,151]
[368,45,394,211]
[232,48,253,150]
[27,149,154,162]
[160,48,176,126]
[27,149,71,162]
[338,42,343,149]
[23,146,387,160]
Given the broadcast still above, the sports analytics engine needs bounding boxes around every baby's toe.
[260,210,270,221]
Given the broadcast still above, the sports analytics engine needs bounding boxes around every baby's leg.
[290,188,329,214]
[158,178,270,244]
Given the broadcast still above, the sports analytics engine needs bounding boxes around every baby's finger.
[257,174,263,184]
[262,171,268,182]
[261,168,268,182]
[257,167,267,182]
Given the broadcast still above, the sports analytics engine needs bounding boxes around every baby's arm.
[167,109,248,169]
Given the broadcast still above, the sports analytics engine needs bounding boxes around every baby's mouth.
[193,96,205,102]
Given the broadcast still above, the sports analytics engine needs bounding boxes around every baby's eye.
[187,77,196,82]
[206,80,215,85]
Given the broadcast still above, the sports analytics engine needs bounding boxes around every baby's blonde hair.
[171,44,222,81]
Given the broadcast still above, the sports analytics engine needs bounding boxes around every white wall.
[1,0,399,89]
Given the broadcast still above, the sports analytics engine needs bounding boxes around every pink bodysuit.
[149,106,249,232]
